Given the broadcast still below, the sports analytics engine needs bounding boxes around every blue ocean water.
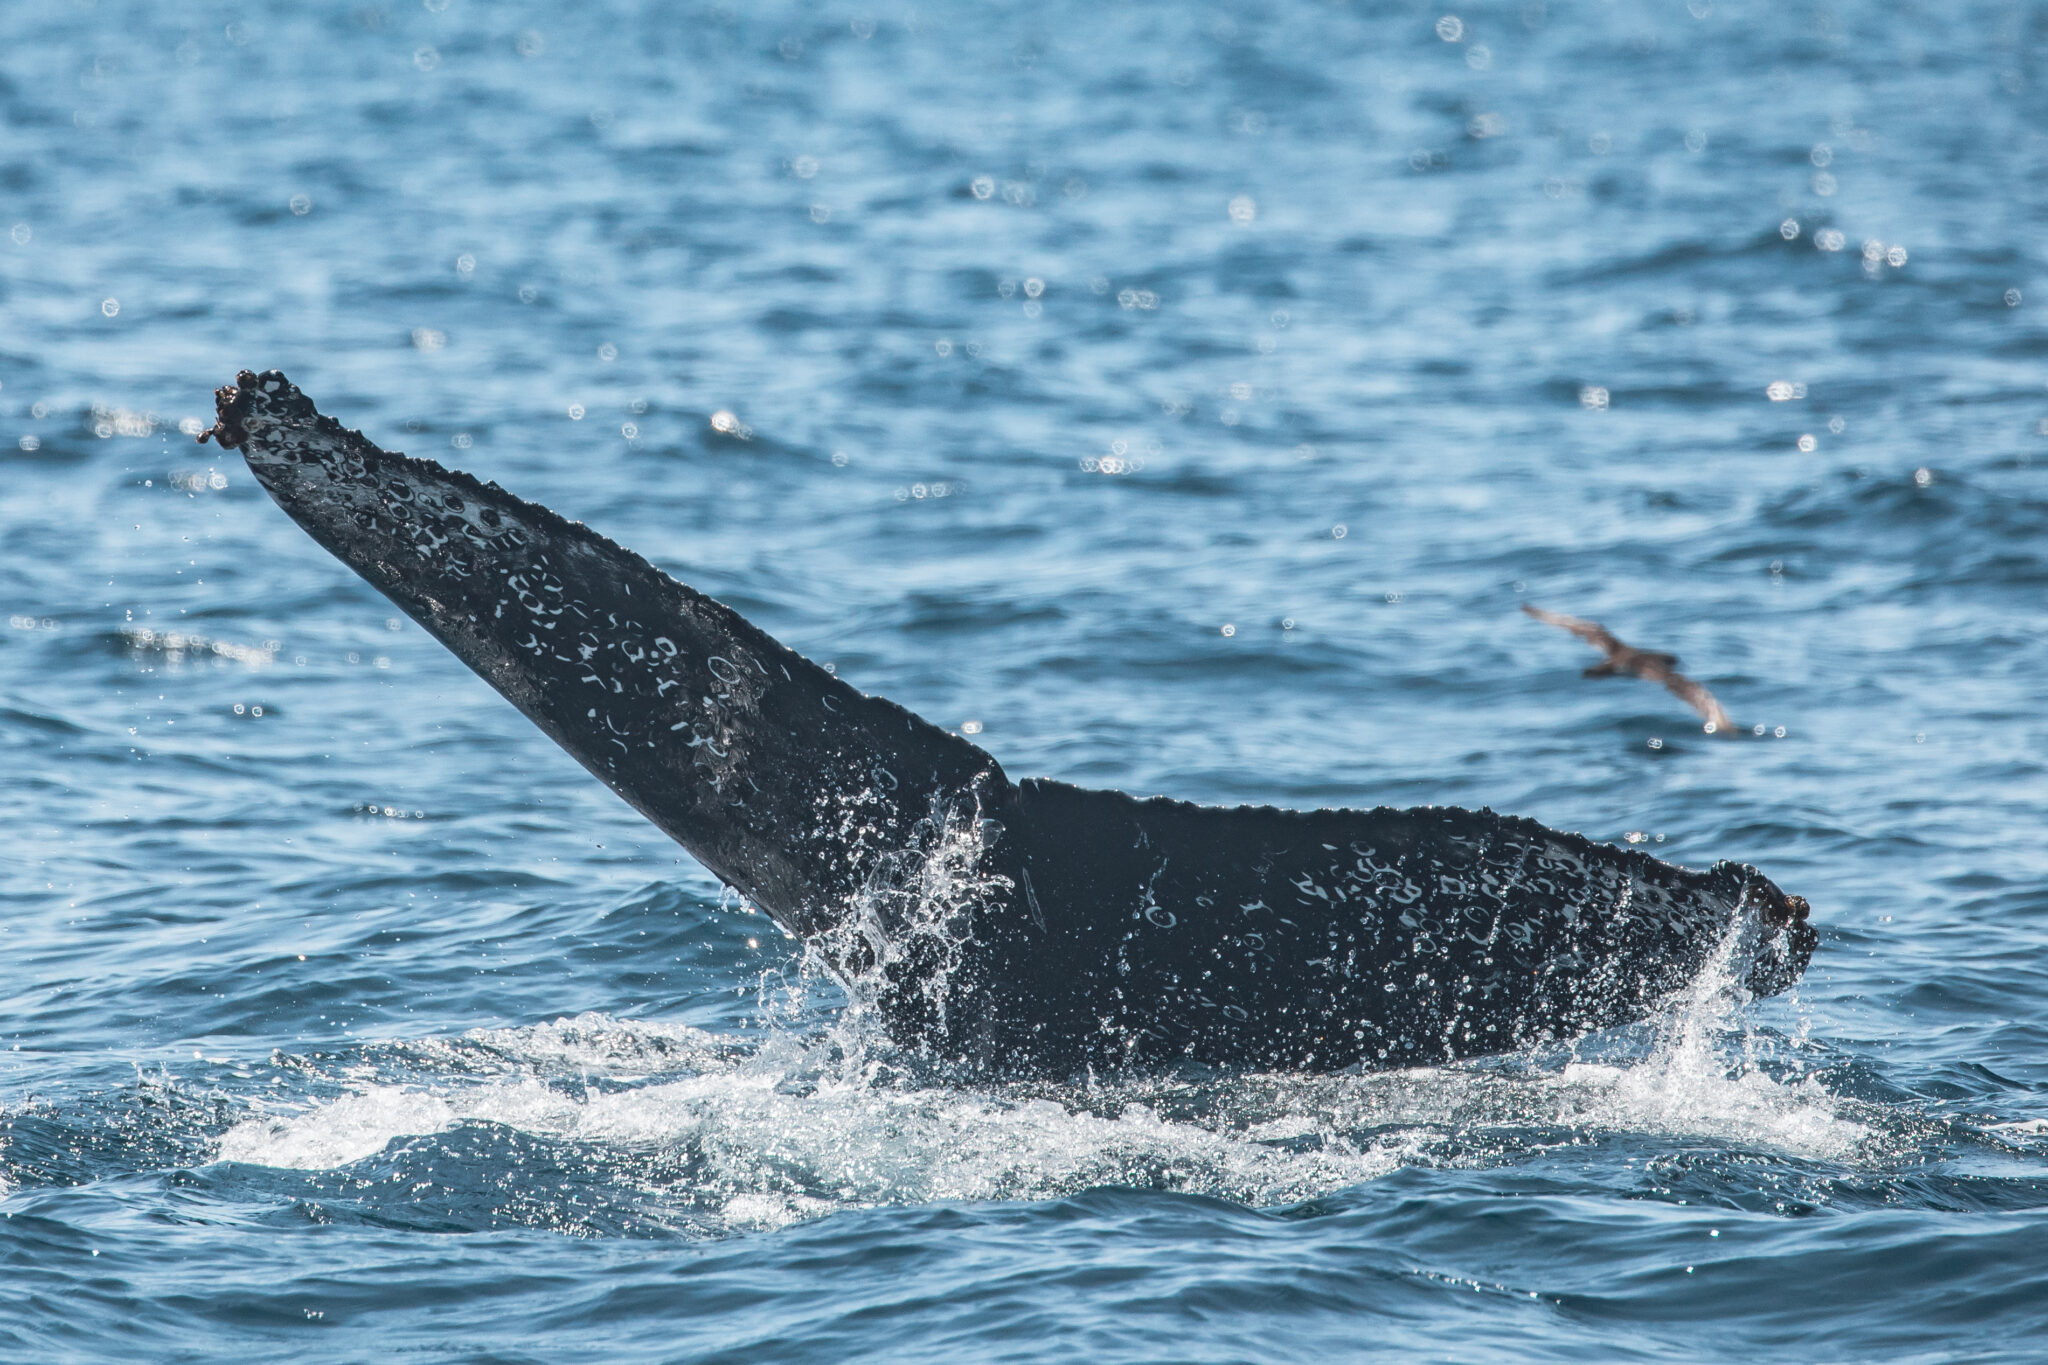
[5,0,2048,1358]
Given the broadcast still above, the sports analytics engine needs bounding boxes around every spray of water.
[209,844,1868,1234]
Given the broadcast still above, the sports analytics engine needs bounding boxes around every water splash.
[205,821,1864,1232]
[209,925,1866,1235]
[787,789,1016,1059]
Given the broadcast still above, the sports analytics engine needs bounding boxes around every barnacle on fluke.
[212,369,1815,1077]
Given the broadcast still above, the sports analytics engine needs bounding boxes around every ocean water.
[5,0,2048,1359]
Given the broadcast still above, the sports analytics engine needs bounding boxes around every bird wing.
[1522,603,1625,658]
[1663,672,1738,735]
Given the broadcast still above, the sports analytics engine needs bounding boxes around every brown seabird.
[1522,603,1740,737]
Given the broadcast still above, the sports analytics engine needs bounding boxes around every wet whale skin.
[210,369,1816,1077]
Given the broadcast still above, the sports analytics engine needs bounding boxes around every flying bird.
[1522,604,1740,736]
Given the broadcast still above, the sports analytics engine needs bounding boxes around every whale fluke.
[209,371,1814,1077]
[1523,604,1740,736]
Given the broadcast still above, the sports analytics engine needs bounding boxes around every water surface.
[5,1,2048,1359]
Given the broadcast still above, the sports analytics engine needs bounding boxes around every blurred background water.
[5,0,2048,1359]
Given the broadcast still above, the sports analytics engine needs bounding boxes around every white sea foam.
[213,945,1865,1231]
[217,1088,461,1169]
[214,884,1862,1224]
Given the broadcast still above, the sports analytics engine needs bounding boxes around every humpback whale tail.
[206,371,1815,1078]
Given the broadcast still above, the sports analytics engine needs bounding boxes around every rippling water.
[6,0,2048,1358]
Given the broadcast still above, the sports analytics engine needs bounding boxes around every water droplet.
[100,298,119,317]
[1436,14,1465,41]
[1228,195,1257,225]
[288,194,312,216]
